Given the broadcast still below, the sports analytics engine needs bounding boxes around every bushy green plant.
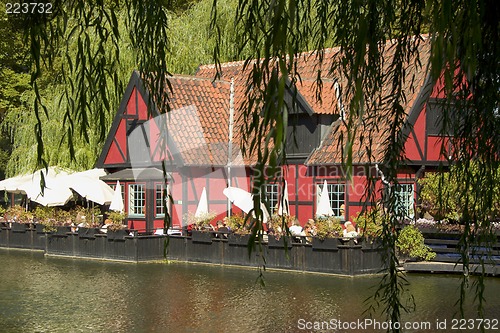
[397,225,436,261]
[223,213,247,233]
[70,206,101,227]
[33,206,58,232]
[107,211,128,231]
[353,209,384,239]
[268,214,296,236]
[419,164,500,222]
[314,216,342,240]
[185,211,216,229]
[5,205,33,223]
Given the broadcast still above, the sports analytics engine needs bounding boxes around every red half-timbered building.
[97,36,451,232]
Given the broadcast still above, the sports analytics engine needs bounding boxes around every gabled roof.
[100,36,434,170]
[306,38,432,165]
[196,36,433,165]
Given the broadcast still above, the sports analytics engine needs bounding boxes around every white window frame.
[394,183,415,219]
[316,182,346,218]
[155,183,168,217]
[265,183,279,214]
[128,184,145,217]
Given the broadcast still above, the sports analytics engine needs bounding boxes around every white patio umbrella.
[0,173,34,194]
[195,187,209,217]
[18,167,74,206]
[223,187,270,222]
[68,176,114,205]
[316,180,334,216]
[109,181,124,212]
[277,180,290,216]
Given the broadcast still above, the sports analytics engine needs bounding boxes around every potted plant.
[33,206,58,233]
[396,225,436,262]
[266,214,297,248]
[5,205,33,232]
[225,213,252,245]
[186,211,216,243]
[312,216,342,250]
[353,209,384,249]
[75,206,101,238]
[106,211,128,240]
[48,209,73,235]
[0,206,7,227]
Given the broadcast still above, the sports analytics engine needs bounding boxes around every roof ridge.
[170,74,232,85]
[197,34,431,72]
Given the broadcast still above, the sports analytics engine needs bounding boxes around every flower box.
[267,235,293,248]
[191,230,213,244]
[54,226,72,236]
[361,238,379,250]
[78,227,99,239]
[107,229,129,241]
[33,223,45,233]
[312,237,339,250]
[11,223,28,232]
[228,233,251,246]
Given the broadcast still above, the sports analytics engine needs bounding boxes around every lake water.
[0,249,499,332]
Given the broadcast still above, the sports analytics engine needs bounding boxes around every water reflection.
[0,250,499,332]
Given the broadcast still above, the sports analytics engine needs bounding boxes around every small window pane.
[128,184,145,216]
[264,183,279,214]
[156,184,165,216]
[395,184,414,219]
[316,182,346,218]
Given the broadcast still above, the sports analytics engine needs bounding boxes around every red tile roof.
[196,36,432,165]
[164,76,230,166]
[306,38,432,165]
[150,36,432,167]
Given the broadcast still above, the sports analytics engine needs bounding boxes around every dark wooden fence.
[0,224,385,276]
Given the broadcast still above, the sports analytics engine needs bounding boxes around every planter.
[267,235,293,248]
[228,233,251,246]
[421,230,462,240]
[78,227,99,239]
[107,229,129,241]
[361,238,380,250]
[191,230,213,244]
[33,223,46,233]
[312,237,339,250]
[11,223,28,232]
[54,226,72,236]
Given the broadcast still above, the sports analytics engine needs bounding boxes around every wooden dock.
[404,261,499,276]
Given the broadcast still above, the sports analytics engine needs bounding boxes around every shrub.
[223,213,247,233]
[107,211,128,231]
[353,209,384,239]
[268,214,296,236]
[5,205,33,223]
[185,211,216,229]
[418,164,500,222]
[33,206,58,232]
[397,225,436,261]
[70,206,101,227]
[314,216,342,240]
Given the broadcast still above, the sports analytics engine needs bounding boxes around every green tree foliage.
[167,0,241,74]
[0,1,31,178]
[419,165,500,223]
[397,225,436,261]
[1,0,242,175]
[2,7,137,175]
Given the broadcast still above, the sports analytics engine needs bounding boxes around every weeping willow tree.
[14,0,500,331]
